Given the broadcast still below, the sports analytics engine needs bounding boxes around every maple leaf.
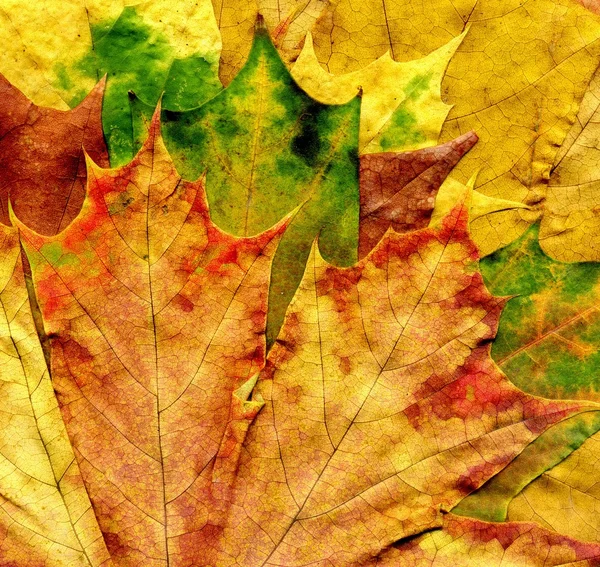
[291,31,465,154]
[0,73,108,235]
[0,0,222,166]
[310,0,600,257]
[14,114,600,564]
[130,18,361,347]
[481,224,600,402]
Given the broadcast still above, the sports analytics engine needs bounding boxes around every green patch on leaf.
[131,22,361,346]
[453,411,600,522]
[481,224,600,399]
[76,6,221,165]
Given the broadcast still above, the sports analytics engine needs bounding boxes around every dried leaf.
[481,224,600,401]
[0,0,222,165]
[16,114,600,563]
[311,0,600,256]
[358,131,478,258]
[211,0,328,84]
[540,65,600,261]
[17,113,287,564]
[0,74,108,234]
[0,225,110,565]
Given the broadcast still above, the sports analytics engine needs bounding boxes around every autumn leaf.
[481,224,600,401]
[310,0,600,257]
[0,73,108,235]
[508,428,600,545]
[388,514,600,565]
[539,64,600,262]
[0,0,222,166]
[0,223,110,565]
[291,30,465,154]
[211,0,328,84]
[17,112,289,565]
[18,112,600,562]
[358,131,478,258]
[76,0,222,165]
[451,222,600,528]
[131,18,361,347]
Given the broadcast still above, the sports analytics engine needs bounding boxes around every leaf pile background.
[3,0,600,565]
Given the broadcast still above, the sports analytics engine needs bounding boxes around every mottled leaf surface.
[0,224,110,566]
[132,21,360,347]
[481,224,600,401]
[18,115,287,565]
[201,204,597,565]
[359,131,477,258]
[292,31,464,154]
[388,515,600,566]
[0,74,108,234]
[508,429,600,544]
[311,0,600,257]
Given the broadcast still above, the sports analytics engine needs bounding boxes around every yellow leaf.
[431,173,530,245]
[212,0,329,84]
[540,64,600,261]
[291,31,465,153]
[310,0,600,255]
[0,225,109,565]
[508,430,600,543]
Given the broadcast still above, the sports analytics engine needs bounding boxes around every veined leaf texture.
[1,0,600,565]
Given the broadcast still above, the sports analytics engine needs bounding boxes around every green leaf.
[482,224,600,400]
[131,19,361,347]
[76,2,222,165]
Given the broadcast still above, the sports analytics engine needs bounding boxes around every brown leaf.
[0,74,108,235]
[359,131,477,258]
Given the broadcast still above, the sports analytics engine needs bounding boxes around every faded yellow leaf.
[540,64,600,261]
[311,0,600,256]
[508,430,600,543]
[0,225,109,565]
[291,31,465,153]
[212,0,328,84]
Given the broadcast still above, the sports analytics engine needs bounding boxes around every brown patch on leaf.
[0,74,109,234]
[359,131,477,258]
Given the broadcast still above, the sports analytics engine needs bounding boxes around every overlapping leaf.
[0,0,222,165]
[17,113,288,565]
[388,515,600,566]
[0,224,110,566]
[16,109,600,564]
[310,0,600,258]
[131,20,361,346]
[0,74,108,234]
[508,429,600,544]
[358,131,477,258]
[291,31,465,154]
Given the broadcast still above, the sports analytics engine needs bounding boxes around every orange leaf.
[17,114,599,564]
